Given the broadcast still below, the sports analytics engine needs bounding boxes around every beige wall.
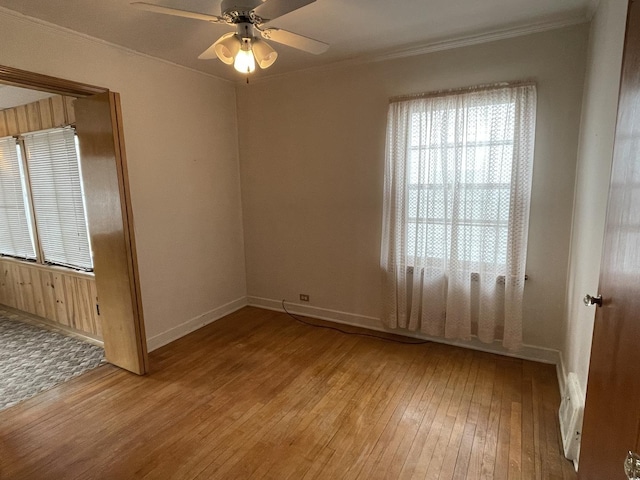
[0,10,247,347]
[562,0,628,396]
[237,25,589,353]
[0,7,601,362]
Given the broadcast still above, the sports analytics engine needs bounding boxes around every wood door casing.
[578,1,640,478]
[74,92,148,375]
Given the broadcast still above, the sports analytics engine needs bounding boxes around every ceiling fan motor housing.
[220,0,264,24]
[236,23,255,40]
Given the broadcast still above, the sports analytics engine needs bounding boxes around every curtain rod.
[389,80,536,104]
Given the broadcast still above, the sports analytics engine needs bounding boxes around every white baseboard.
[145,294,562,369]
[557,350,569,398]
[146,296,248,352]
[247,296,561,366]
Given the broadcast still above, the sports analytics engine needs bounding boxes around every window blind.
[23,127,93,270]
[0,136,36,259]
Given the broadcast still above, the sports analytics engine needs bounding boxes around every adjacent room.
[0,0,636,479]
[0,85,105,410]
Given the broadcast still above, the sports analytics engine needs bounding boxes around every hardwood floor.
[0,307,575,479]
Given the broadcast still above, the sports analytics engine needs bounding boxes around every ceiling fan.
[131,0,329,75]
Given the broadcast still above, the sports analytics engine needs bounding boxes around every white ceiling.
[0,84,55,109]
[0,0,592,82]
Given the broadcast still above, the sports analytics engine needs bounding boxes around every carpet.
[0,308,105,411]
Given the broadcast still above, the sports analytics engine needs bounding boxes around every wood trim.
[110,91,149,373]
[0,256,94,280]
[74,92,148,375]
[0,65,105,97]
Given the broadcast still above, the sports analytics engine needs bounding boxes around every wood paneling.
[0,94,76,137]
[0,307,574,480]
[0,258,101,339]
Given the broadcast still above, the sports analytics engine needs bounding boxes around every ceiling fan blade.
[260,28,329,54]
[198,41,219,60]
[131,2,225,23]
[253,0,316,22]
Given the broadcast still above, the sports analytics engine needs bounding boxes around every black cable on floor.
[281,299,431,345]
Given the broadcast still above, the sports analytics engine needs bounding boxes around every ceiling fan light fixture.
[213,32,240,65]
[134,0,329,76]
[234,39,256,73]
[252,38,278,69]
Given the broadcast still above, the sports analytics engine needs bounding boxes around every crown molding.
[249,12,591,85]
[369,14,591,63]
[0,6,232,85]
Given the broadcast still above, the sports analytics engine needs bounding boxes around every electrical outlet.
[299,294,310,302]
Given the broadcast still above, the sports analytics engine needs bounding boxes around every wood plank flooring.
[0,307,576,479]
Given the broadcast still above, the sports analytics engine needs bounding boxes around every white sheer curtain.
[381,83,536,350]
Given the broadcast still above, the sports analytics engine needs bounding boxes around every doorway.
[0,65,148,376]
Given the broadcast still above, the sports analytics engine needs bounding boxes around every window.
[406,100,515,266]
[0,137,36,259]
[381,83,536,350]
[0,127,93,271]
